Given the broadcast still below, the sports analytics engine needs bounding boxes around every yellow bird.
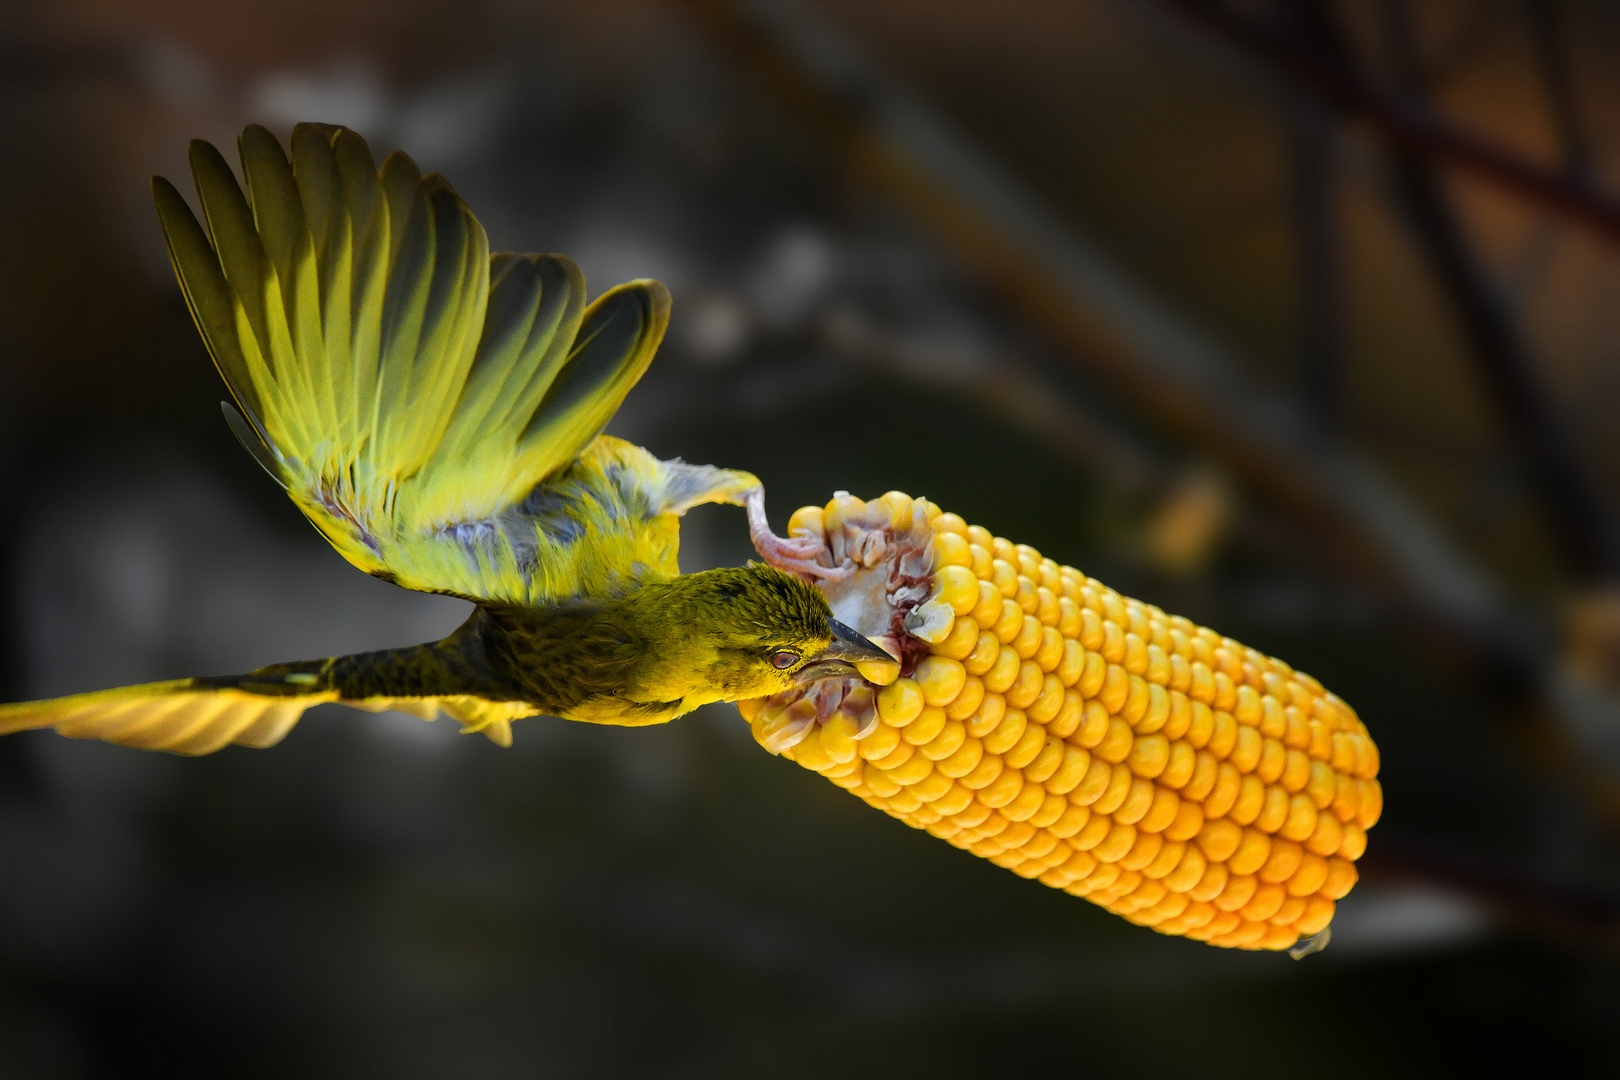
[1,123,1379,953]
[0,122,888,754]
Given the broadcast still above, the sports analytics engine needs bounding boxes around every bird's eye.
[770,650,800,670]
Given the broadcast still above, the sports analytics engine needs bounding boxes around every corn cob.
[740,491,1380,953]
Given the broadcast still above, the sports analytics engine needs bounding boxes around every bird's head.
[653,564,895,704]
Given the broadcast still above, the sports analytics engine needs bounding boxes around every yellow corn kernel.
[1182,752,1217,801]
[971,580,1002,626]
[1139,787,1180,834]
[934,617,981,663]
[1165,800,1204,842]
[1049,803,1091,839]
[1004,724,1047,771]
[1339,821,1368,861]
[902,706,948,746]
[977,767,1025,808]
[1281,792,1318,842]
[1306,811,1344,857]
[983,648,1020,694]
[1214,873,1258,913]
[1001,782,1047,822]
[820,714,860,765]
[1259,839,1303,884]
[1023,739,1065,784]
[1322,857,1359,899]
[1160,741,1196,790]
[1142,838,1186,880]
[1073,701,1109,749]
[791,730,834,772]
[863,762,902,798]
[1078,650,1107,698]
[1027,676,1065,723]
[1069,813,1111,853]
[1094,719,1135,765]
[877,679,925,726]
[870,740,913,771]
[1204,763,1241,820]
[1270,896,1306,927]
[937,564,979,615]
[1198,818,1243,864]
[1005,661,1044,709]
[1086,763,1129,816]
[885,752,934,787]
[1287,853,1329,897]
[964,632,999,676]
[1358,778,1383,829]
[1069,758,1113,806]
[1229,775,1265,826]
[1255,785,1289,833]
[992,599,1022,644]
[856,658,901,686]
[1242,882,1287,923]
[1230,725,1262,773]
[1113,778,1156,825]
[1093,822,1137,864]
[1307,760,1337,809]
[1162,846,1206,893]
[1119,830,1163,872]
[1010,616,1041,660]
[1017,791,1061,830]
[1296,897,1336,936]
[1137,684,1171,734]
[933,782,974,816]
[967,694,1005,739]
[757,496,1377,952]
[1035,627,1064,673]
[920,719,966,761]
[1228,828,1272,877]
[859,722,902,762]
[982,708,1028,756]
[1127,733,1169,779]
[1099,665,1130,714]
[944,676,985,722]
[936,736,984,779]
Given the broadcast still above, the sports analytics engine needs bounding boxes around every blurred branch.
[1287,98,1346,439]
[685,0,1512,640]
[1364,838,1620,954]
[1521,0,1592,181]
[816,305,1157,493]
[1364,1,1620,580]
[1157,0,1620,245]
[1276,3,1347,442]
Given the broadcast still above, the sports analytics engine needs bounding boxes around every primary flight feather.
[0,122,887,754]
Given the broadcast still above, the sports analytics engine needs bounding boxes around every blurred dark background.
[3,0,1620,1075]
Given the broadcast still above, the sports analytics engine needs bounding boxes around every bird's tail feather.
[0,679,328,755]
[0,666,533,756]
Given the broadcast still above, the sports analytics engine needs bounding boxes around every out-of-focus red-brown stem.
[1159,0,1620,244]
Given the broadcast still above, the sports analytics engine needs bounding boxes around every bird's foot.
[746,488,853,580]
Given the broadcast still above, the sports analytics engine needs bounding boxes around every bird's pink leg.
[746,488,852,580]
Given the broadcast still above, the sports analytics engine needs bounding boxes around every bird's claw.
[745,488,852,581]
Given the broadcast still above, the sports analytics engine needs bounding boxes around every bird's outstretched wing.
[153,122,756,605]
[0,679,531,756]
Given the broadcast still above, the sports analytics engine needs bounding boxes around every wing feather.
[156,123,755,605]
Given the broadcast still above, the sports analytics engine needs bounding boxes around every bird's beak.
[793,618,898,684]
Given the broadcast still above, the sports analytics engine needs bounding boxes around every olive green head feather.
[618,564,893,709]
